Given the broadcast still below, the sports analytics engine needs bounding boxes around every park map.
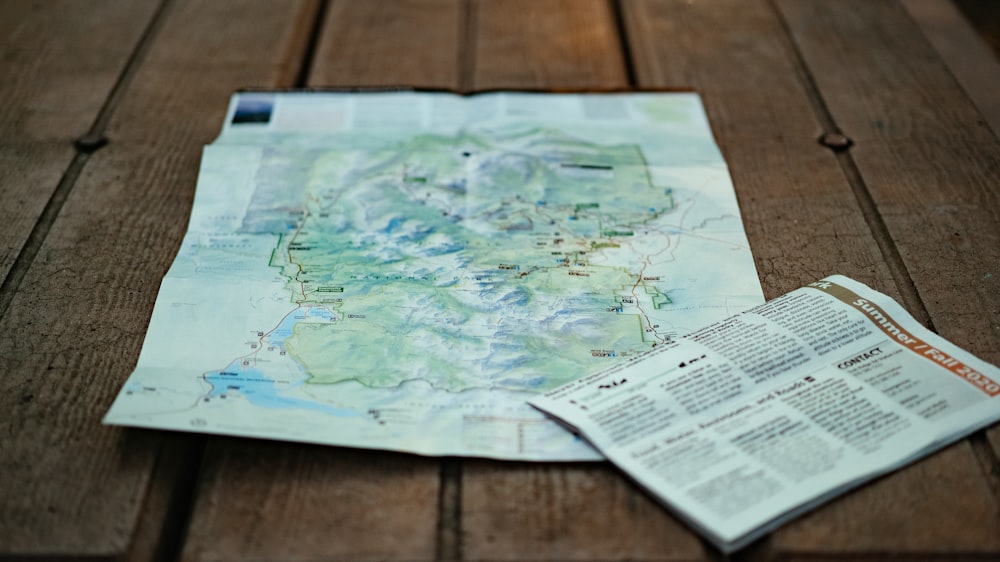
[104,92,764,460]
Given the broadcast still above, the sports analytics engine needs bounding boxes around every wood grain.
[309,0,463,89]
[471,0,628,90]
[771,441,1000,559]
[0,0,158,285]
[462,460,707,561]
[0,0,318,557]
[903,0,1000,136]
[624,0,1000,557]
[182,441,441,562]
[775,0,1000,366]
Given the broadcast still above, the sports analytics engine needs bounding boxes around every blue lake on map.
[206,362,358,417]
[204,306,357,417]
[269,306,335,346]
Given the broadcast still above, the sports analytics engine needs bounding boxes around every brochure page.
[530,275,1000,552]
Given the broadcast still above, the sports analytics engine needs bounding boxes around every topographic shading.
[104,92,764,460]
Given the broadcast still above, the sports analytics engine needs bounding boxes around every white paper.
[530,275,1000,549]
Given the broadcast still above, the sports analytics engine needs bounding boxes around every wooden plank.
[0,0,159,285]
[472,0,628,90]
[178,2,463,561]
[624,0,1000,558]
[772,441,1000,558]
[774,0,1000,366]
[953,0,1000,58]
[0,0,318,557]
[463,460,707,561]
[460,2,706,560]
[902,0,1000,136]
[181,441,441,562]
[308,0,463,89]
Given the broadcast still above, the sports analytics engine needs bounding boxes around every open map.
[104,91,765,460]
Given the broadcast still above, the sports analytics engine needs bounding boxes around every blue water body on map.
[269,307,335,346]
[206,360,358,417]
[208,306,353,417]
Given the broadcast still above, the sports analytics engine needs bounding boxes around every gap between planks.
[0,0,174,319]
[458,0,477,92]
[293,0,332,88]
[767,0,935,331]
[611,0,638,87]
[436,458,463,562]
[127,435,208,562]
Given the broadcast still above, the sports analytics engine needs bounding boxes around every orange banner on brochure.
[807,280,1000,397]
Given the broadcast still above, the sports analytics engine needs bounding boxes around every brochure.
[530,275,1000,551]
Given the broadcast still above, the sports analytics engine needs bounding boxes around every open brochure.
[529,275,1000,552]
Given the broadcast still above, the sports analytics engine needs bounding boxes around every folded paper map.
[104,91,764,460]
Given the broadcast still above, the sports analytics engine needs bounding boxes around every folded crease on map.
[103,90,765,460]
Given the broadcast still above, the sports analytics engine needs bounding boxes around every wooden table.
[2,1,999,560]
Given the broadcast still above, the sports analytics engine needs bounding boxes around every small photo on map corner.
[231,95,274,125]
